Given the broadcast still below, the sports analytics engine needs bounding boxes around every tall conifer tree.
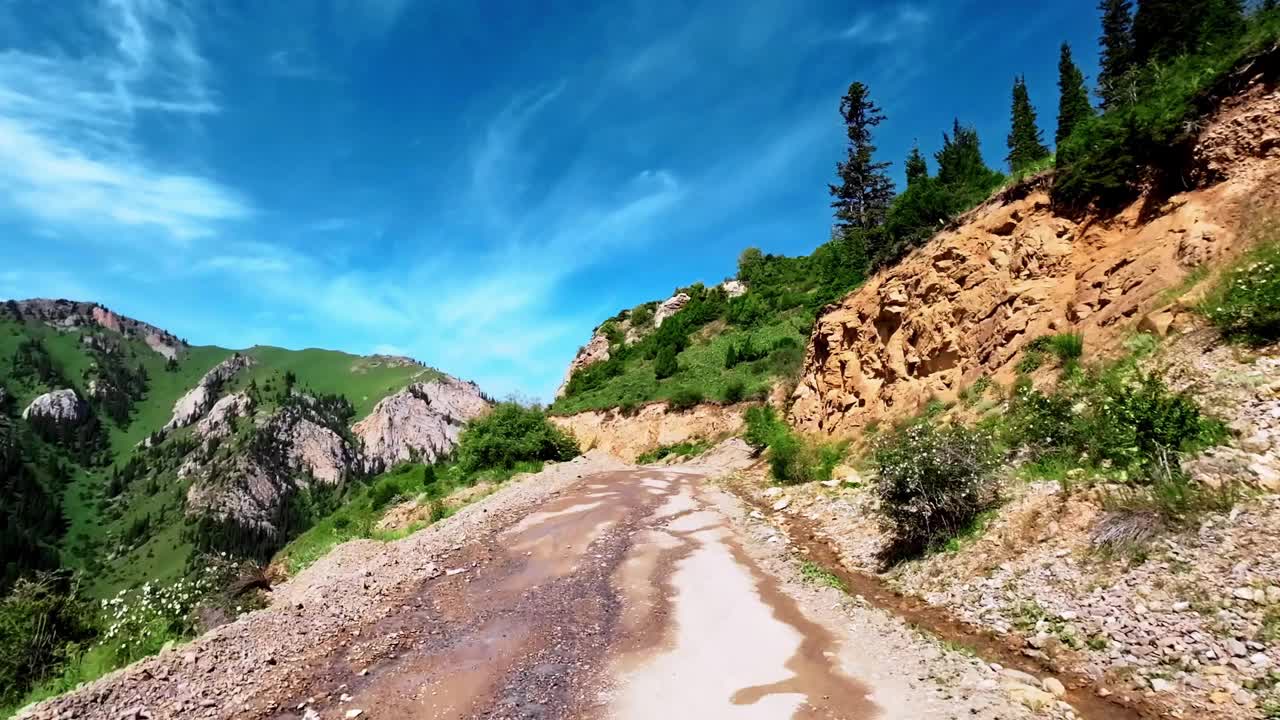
[1055,43,1093,146]
[1006,76,1050,173]
[829,81,894,231]
[904,145,929,186]
[1097,0,1135,108]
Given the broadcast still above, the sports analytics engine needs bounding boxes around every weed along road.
[263,456,1033,720]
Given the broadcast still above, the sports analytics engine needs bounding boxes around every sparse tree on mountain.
[829,81,895,232]
[904,145,929,186]
[1006,76,1050,173]
[1056,43,1093,146]
[1097,0,1135,108]
[1133,0,1245,64]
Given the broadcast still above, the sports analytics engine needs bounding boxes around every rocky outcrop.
[21,389,88,426]
[556,331,613,398]
[165,354,255,430]
[791,78,1280,437]
[550,402,747,463]
[12,299,185,360]
[720,279,748,298]
[653,292,691,328]
[353,377,490,468]
[186,401,365,535]
[194,392,253,440]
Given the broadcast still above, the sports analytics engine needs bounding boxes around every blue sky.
[0,0,1101,400]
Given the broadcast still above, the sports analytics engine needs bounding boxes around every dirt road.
[22,449,1036,720]
[263,463,1030,720]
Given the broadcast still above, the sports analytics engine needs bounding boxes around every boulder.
[720,280,748,298]
[353,377,491,468]
[653,292,691,328]
[22,389,88,426]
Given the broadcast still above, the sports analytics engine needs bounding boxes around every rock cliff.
[165,354,255,430]
[11,299,186,360]
[185,400,365,536]
[353,377,491,469]
[550,402,746,462]
[790,78,1280,436]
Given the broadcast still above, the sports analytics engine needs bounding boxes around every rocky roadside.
[724,333,1280,719]
[17,451,629,720]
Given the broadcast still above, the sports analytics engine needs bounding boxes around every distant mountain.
[0,299,489,598]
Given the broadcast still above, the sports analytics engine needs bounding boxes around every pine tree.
[1134,0,1244,64]
[1056,43,1093,146]
[1006,76,1050,173]
[829,81,895,231]
[936,120,993,188]
[904,145,929,186]
[1097,0,1135,108]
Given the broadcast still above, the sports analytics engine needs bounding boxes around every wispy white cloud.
[0,0,250,242]
[839,4,932,45]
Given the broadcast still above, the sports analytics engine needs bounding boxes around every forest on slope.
[552,0,1280,417]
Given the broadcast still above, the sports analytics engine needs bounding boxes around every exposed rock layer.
[12,299,186,360]
[550,402,746,463]
[791,79,1280,436]
[352,377,491,468]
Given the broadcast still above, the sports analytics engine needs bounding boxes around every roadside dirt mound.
[550,402,747,462]
[791,77,1280,436]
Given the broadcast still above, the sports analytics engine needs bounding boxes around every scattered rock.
[21,388,88,426]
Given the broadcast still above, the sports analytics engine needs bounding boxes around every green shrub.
[722,380,746,404]
[637,439,711,464]
[369,478,399,510]
[667,388,704,411]
[0,573,97,707]
[1046,332,1085,363]
[654,345,679,379]
[744,405,785,454]
[874,421,1000,559]
[1004,362,1224,472]
[1203,232,1280,345]
[455,403,579,474]
[629,303,655,328]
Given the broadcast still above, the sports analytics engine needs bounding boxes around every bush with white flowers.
[1204,234,1280,345]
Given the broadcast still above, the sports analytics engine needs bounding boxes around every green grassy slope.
[0,314,446,600]
[239,346,440,420]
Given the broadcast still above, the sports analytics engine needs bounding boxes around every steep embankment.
[550,401,747,462]
[790,78,1280,436]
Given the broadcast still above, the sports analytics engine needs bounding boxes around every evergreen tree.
[1134,0,1244,64]
[1055,43,1093,146]
[1097,0,1135,108]
[829,81,895,231]
[904,145,929,186]
[1006,77,1050,173]
[936,120,993,188]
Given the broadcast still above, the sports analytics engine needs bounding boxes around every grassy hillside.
[239,346,440,420]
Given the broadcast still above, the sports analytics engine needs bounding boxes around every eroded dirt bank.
[21,444,1049,720]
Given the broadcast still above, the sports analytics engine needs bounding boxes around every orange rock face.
[790,80,1280,437]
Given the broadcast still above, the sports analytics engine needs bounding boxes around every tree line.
[830,0,1265,269]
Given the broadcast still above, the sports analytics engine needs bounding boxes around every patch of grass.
[939,508,998,554]
[637,439,712,464]
[1261,607,1280,644]
[242,346,440,421]
[744,405,847,485]
[798,561,846,592]
[1202,221,1280,346]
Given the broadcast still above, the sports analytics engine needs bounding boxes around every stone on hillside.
[720,279,747,298]
[353,377,491,469]
[194,393,253,440]
[166,354,255,430]
[1042,677,1066,697]
[1004,682,1055,711]
[21,388,88,426]
[555,331,613,398]
[653,293,691,328]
